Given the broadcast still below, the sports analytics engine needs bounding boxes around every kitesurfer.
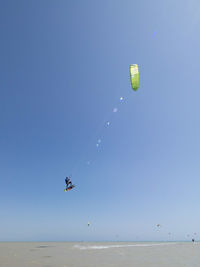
[65,177,72,186]
[64,176,75,192]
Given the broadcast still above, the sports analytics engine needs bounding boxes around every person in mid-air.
[65,177,72,187]
[64,176,75,191]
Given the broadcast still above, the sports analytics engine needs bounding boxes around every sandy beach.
[0,242,200,267]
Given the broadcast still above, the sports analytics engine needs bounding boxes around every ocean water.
[0,242,200,267]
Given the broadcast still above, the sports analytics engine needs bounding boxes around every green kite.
[130,64,139,91]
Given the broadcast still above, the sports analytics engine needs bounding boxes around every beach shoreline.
[0,241,199,267]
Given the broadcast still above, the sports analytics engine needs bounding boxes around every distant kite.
[130,64,139,91]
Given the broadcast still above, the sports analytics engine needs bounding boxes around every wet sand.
[0,242,200,267]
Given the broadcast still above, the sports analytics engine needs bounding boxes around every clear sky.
[0,0,200,241]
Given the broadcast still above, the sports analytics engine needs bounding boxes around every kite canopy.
[130,64,139,91]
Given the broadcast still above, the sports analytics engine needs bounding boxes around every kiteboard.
[64,188,71,192]
[64,185,75,192]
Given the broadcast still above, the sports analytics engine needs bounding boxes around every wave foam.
[74,243,176,250]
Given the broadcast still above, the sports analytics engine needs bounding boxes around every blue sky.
[0,0,200,241]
